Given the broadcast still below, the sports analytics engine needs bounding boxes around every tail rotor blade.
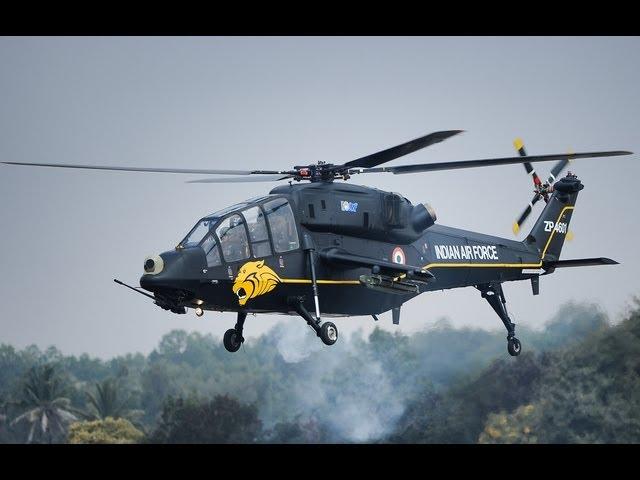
[547,158,570,184]
[514,138,543,188]
[513,194,543,235]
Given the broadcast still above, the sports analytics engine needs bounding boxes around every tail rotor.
[511,138,574,239]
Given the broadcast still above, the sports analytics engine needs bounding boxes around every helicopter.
[3,130,631,356]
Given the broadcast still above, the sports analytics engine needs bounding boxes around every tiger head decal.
[232,260,281,306]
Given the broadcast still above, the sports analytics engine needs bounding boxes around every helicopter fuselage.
[140,181,544,317]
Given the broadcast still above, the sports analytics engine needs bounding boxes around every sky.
[0,36,638,358]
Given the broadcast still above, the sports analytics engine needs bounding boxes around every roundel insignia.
[392,247,405,265]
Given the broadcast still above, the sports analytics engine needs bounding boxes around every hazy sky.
[1,36,638,358]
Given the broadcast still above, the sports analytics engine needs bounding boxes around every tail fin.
[525,173,584,262]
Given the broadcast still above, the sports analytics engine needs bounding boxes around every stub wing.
[318,247,435,283]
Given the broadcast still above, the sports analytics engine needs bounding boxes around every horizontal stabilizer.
[544,257,619,269]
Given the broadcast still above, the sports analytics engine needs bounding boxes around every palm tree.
[11,364,78,443]
[84,377,142,423]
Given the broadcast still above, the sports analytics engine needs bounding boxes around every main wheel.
[223,328,243,352]
[507,337,522,356]
[319,322,338,346]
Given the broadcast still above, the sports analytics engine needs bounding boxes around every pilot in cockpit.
[269,214,288,252]
[223,220,250,261]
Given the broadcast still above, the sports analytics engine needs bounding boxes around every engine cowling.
[411,202,437,233]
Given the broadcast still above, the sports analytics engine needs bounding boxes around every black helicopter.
[3,131,631,356]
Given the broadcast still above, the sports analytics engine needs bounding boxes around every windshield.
[179,195,289,252]
[180,202,251,248]
[180,218,216,248]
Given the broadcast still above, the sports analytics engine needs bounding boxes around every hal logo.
[544,221,568,234]
[340,200,358,213]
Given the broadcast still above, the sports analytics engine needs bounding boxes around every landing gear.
[288,296,339,346]
[223,329,242,352]
[223,312,246,353]
[477,283,522,357]
[195,307,204,317]
[320,321,338,345]
[507,337,522,356]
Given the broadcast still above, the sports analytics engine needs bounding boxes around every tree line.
[0,299,638,443]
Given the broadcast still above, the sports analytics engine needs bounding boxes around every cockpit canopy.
[178,195,300,267]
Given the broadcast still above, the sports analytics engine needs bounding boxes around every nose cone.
[140,247,206,293]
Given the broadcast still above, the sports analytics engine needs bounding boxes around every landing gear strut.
[477,283,521,356]
[223,311,246,353]
[287,296,338,346]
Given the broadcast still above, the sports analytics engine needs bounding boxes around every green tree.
[11,364,78,443]
[149,394,262,443]
[68,417,144,444]
[263,417,333,443]
[531,304,640,443]
[83,377,142,423]
[478,404,539,444]
[390,352,546,443]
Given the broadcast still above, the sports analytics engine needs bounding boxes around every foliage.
[11,364,78,443]
[0,299,637,444]
[478,404,539,444]
[388,351,547,443]
[83,377,143,423]
[262,417,334,443]
[67,417,144,444]
[148,394,262,443]
[528,304,640,443]
[390,300,640,444]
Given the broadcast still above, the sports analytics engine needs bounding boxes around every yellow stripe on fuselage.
[392,205,573,281]
[280,206,574,285]
[280,279,361,285]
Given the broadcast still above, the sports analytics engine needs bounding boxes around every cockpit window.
[201,233,222,267]
[200,202,249,220]
[216,214,250,263]
[181,219,214,248]
[263,198,299,253]
[242,206,272,258]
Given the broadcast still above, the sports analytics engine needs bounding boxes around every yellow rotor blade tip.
[566,230,574,241]
[513,138,524,151]
[512,222,520,235]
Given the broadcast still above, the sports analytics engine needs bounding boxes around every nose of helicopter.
[139,247,205,293]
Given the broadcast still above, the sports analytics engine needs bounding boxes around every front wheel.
[507,337,522,356]
[223,329,243,352]
[319,322,338,346]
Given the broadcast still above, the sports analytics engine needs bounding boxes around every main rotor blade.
[352,150,632,175]
[1,161,288,176]
[342,130,464,169]
[187,175,293,183]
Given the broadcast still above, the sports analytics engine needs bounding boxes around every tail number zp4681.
[544,221,567,234]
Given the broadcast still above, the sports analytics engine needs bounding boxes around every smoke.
[266,320,407,442]
[317,359,405,441]
[272,320,323,363]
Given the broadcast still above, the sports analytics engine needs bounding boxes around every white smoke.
[273,320,323,363]
[266,321,406,442]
